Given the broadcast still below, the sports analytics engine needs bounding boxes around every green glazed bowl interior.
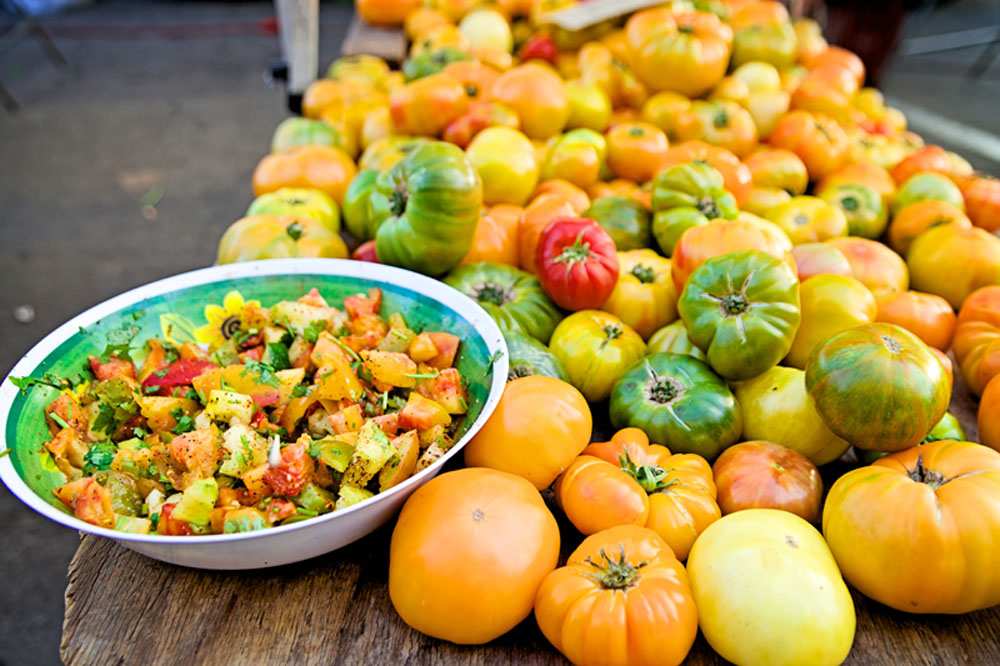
[0,259,507,543]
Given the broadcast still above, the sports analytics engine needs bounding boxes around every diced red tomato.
[238,345,264,362]
[141,358,217,396]
[417,368,467,414]
[157,503,193,536]
[344,288,382,319]
[297,288,328,308]
[372,412,400,437]
[54,477,114,528]
[352,240,379,263]
[426,333,460,369]
[88,355,136,381]
[263,441,314,497]
[263,498,297,524]
[252,390,280,409]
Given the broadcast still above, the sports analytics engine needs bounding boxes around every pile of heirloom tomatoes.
[215,0,1000,663]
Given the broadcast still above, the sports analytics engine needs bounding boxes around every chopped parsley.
[265,342,291,371]
[92,378,138,435]
[82,442,116,474]
[101,321,142,362]
[291,384,309,398]
[10,372,87,395]
[171,408,195,435]
[132,427,148,439]
[242,359,280,387]
[405,371,439,380]
[49,412,71,430]
[303,320,327,344]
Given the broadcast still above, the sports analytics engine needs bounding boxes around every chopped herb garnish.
[101,321,142,362]
[303,320,327,344]
[82,442,116,474]
[488,349,504,366]
[150,513,160,531]
[133,427,148,439]
[171,408,195,435]
[10,372,86,395]
[265,342,291,371]
[405,371,439,380]
[295,507,318,517]
[143,385,161,394]
[242,359,280,387]
[291,384,309,398]
[184,388,198,401]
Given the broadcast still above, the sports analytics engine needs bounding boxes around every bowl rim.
[0,259,508,545]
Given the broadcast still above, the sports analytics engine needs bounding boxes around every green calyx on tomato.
[678,249,801,381]
[370,141,482,276]
[445,262,563,344]
[819,182,886,239]
[609,352,742,459]
[618,452,673,494]
[630,263,656,283]
[585,196,652,251]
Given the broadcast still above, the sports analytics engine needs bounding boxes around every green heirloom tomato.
[679,249,801,381]
[402,47,469,81]
[445,262,563,343]
[584,196,652,251]
[733,366,850,465]
[891,172,965,216]
[805,322,952,451]
[646,320,706,361]
[270,117,347,154]
[247,188,341,233]
[819,182,887,239]
[922,411,966,443]
[609,353,742,458]
[342,169,380,240]
[549,310,646,402]
[503,327,568,382]
[370,141,482,276]
[651,161,738,256]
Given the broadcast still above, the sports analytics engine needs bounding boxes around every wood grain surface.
[62,364,996,665]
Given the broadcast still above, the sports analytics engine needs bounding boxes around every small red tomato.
[712,441,823,522]
[519,34,558,64]
[537,217,619,310]
[352,240,379,263]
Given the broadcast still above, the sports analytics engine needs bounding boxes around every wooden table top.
[60,362,1000,666]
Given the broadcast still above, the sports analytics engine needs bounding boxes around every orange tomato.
[980,375,1000,452]
[356,0,420,26]
[729,1,790,28]
[794,18,827,64]
[713,440,822,522]
[389,468,560,644]
[679,100,758,158]
[441,60,499,101]
[887,200,972,255]
[557,456,650,533]
[581,428,720,560]
[953,286,1000,396]
[251,145,357,205]
[907,225,1000,310]
[465,375,592,489]
[605,122,670,182]
[531,179,591,213]
[302,78,379,119]
[745,148,809,194]
[626,9,733,97]
[791,64,860,120]
[661,140,753,205]
[891,144,974,186]
[641,92,699,142]
[461,204,521,266]
[534,525,698,666]
[803,45,865,87]
[827,236,908,298]
[876,290,957,351]
[390,72,469,136]
[671,217,794,292]
[404,7,451,41]
[517,193,579,273]
[490,63,569,139]
[961,175,1000,233]
[819,161,896,202]
[769,110,849,181]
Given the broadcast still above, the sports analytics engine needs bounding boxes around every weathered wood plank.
[61,356,988,665]
[340,16,406,64]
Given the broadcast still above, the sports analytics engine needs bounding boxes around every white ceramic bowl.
[0,259,507,569]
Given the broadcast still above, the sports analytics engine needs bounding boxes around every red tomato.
[352,240,379,262]
[157,503,194,536]
[263,441,315,497]
[519,33,558,63]
[712,441,823,523]
[537,217,619,310]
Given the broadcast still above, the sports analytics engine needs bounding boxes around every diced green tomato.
[311,437,356,473]
[379,430,420,491]
[223,507,267,534]
[342,421,395,487]
[294,483,336,514]
[171,478,219,527]
[335,484,374,510]
[100,471,143,517]
[378,326,417,353]
[270,300,334,338]
[114,515,152,534]
[206,390,255,424]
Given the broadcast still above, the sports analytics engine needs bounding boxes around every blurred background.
[0,0,998,663]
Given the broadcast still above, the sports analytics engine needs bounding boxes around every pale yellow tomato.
[564,80,612,132]
[785,274,877,369]
[459,8,513,53]
[766,195,848,245]
[688,510,856,666]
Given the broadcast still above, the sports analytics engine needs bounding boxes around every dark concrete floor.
[0,1,998,664]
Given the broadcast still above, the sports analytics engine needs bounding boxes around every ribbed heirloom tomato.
[490,62,569,139]
[953,286,1000,396]
[549,310,647,402]
[887,200,971,255]
[465,375,591,489]
[461,204,522,266]
[605,122,669,183]
[651,161,739,256]
[216,215,348,264]
[827,236,909,298]
[661,140,752,204]
[389,468,560,644]
[601,249,677,339]
[713,441,823,522]
[766,195,848,244]
[824,441,1000,614]
[535,526,698,666]
[769,110,849,180]
[907,225,1000,309]
[791,242,852,281]
[981,375,1000,451]
[252,145,357,205]
[536,218,619,310]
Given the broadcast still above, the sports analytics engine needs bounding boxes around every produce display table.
[60,371,998,665]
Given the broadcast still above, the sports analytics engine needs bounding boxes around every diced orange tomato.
[157,503,193,535]
[54,477,115,528]
[399,392,451,430]
[330,403,365,433]
[88,355,136,381]
[380,430,420,490]
[313,355,365,402]
[372,412,400,437]
[425,333,460,369]
[344,288,383,318]
[417,368,467,414]
[169,429,221,481]
[364,350,418,388]
[263,498,297,524]
[408,333,439,362]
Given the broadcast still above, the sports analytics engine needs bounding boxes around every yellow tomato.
[786,274,877,369]
[549,310,647,402]
[602,250,678,339]
[766,195,848,245]
[746,88,791,138]
[466,127,539,206]
[733,366,850,465]
[640,92,696,143]
[731,61,782,93]
[743,186,792,218]
[564,80,612,132]
[458,9,512,53]
[688,510,856,666]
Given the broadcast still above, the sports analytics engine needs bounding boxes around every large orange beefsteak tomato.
[823,440,1000,614]
[464,375,592,489]
[535,525,698,666]
[490,63,569,140]
[389,468,560,643]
